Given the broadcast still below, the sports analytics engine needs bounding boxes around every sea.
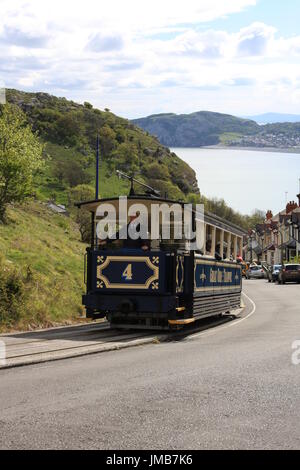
[171,147,300,215]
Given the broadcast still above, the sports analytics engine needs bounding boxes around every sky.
[1,0,300,118]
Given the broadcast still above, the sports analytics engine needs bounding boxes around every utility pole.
[281,230,284,266]
[249,231,254,263]
[94,134,100,249]
[96,134,100,200]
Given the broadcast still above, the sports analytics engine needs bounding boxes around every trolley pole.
[96,134,100,200]
[95,134,100,249]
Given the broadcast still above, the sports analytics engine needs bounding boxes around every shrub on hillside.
[68,184,95,242]
[0,260,26,328]
[146,162,170,180]
[0,104,44,222]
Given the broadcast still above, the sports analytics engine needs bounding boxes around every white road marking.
[186,291,256,341]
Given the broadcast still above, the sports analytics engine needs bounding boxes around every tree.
[84,102,93,109]
[112,142,139,175]
[99,125,117,158]
[0,105,43,222]
[54,112,83,146]
[115,125,126,144]
[68,184,95,242]
[53,159,90,188]
[146,162,170,180]
[245,209,265,229]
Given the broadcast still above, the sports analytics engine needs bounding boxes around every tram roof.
[75,195,247,237]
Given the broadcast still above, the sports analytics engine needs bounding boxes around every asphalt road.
[1,280,300,450]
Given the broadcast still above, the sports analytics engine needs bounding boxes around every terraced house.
[246,195,300,265]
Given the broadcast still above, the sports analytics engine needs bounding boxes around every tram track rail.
[0,298,248,370]
[0,323,166,370]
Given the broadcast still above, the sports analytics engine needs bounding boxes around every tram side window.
[96,216,151,251]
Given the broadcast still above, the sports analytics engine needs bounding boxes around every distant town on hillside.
[132,112,300,151]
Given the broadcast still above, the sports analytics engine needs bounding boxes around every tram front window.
[98,216,150,251]
[97,213,187,252]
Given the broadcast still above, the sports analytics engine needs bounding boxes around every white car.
[245,265,265,279]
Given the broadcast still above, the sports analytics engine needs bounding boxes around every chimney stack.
[266,210,273,221]
[286,201,298,214]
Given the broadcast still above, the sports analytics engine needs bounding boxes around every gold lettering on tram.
[209,269,233,283]
[224,271,232,283]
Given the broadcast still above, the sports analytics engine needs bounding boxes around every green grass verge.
[0,201,87,332]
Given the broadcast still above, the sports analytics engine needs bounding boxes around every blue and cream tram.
[77,194,245,330]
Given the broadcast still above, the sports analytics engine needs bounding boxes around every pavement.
[0,280,300,449]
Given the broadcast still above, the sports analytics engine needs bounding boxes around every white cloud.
[236,22,277,57]
[1,0,300,116]
[86,34,124,53]
[0,0,257,34]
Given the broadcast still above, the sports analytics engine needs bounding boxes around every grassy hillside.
[6,89,198,203]
[132,111,260,147]
[35,142,131,205]
[0,201,86,332]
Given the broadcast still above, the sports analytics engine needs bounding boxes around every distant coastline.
[200,145,300,155]
[134,112,300,151]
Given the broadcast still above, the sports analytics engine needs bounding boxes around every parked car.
[278,264,300,284]
[245,265,265,279]
[268,265,282,283]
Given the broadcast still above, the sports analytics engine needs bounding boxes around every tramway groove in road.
[0,293,253,370]
[5,332,155,359]
[1,322,111,346]
[0,324,170,369]
[2,326,141,349]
